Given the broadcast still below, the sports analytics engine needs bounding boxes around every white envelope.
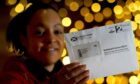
[64,21,139,79]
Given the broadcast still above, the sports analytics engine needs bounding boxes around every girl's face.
[22,9,64,66]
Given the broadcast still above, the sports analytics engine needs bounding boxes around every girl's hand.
[55,62,89,84]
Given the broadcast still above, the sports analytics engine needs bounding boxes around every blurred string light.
[6,0,17,5]
[105,20,114,25]
[86,79,94,84]
[69,1,79,11]
[134,14,140,24]
[113,5,123,15]
[84,0,93,7]
[58,8,68,17]
[61,48,67,58]
[129,75,139,84]
[84,13,94,23]
[25,3,32,9]
[107,0,116,3]
[62,56,70,65]
[74,20,84,30]
[10,7,17,17]
[80,7,90,17]
[103,7,112,18]
[65,0,72,7]
[131,21,138,31]
[94,13,104,22]
[69,28,78,32]
[95,77,104,84]
[15,3,24,13]
[106,76,116,84]
[62,17,72,27]
[91,3,101,13]
[128,2,137,12]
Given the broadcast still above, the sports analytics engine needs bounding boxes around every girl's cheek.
[38,42,44,52]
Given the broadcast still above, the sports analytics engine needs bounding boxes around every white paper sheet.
[64,21,139,79]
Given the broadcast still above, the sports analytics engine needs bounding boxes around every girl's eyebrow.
[55,23,63,27]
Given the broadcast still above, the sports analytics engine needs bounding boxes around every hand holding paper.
[64,21,139,79]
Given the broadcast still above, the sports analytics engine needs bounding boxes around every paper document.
[64,21,139,79]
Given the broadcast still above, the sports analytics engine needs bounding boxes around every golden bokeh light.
[61,48,67,58]
[15,3,24,13]
[91,3,101,13]
[80,7,90,17]
[69,1,79,11]
[94,13,104,22]
[95,77,104,84]
[128,2,137,12]
[25,3,32,9]
[75,20,84,30]
[134,14,140,24]
[69,28,78,33]
[132,21,138,31]
[84,0,93,7]
[135,38,140,47]
[62,17,72,27]
[123,6,131,15]
[115,12,124,19]
[103,7,112,18]
[84,13,94,23]
[105,20,114,25]
[10,7,17,17]
[137,73,140,81]
[62,56,70,65]
[137,51,140,61]
[113,5,123,15]
[106,76,116,84]
[107,0,116,3]
[135,1,140,11]
[136,29,140,37]
[115,75,129,84]
[65,0,72,6]
[58,8,68,17]
[6,0,17,5]
[86,79,94,84]
[129,76,139,84]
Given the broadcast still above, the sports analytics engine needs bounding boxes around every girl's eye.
[35,31,44,36]
[54,30,63,35]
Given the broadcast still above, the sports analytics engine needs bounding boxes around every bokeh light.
[84,13,94,23]
[91,3,101,13]
[6,0,17,5]
[84,0,93,7]
[15,3,24,13]
[107,0,116,3]
[69,1,79,11]
[58,8,68,17]
[113,5,123,15]
[103,7,112,18]
[69,28,78,33]
[134,14,140,24]
[61,48,67,58]
[62,56,70,65]
[75,20,84,30]
[94,13,104,22]
[129,76,139,84]
[62,17,72,27]
[95,77,104,84]
[80,7,90,17]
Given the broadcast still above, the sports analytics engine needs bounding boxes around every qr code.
[73,41,101,59]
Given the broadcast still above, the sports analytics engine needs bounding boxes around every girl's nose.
[44,30,56,44]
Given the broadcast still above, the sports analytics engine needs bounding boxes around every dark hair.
[6,3,58,53]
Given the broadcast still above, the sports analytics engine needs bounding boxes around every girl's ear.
[20,34,28,48]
